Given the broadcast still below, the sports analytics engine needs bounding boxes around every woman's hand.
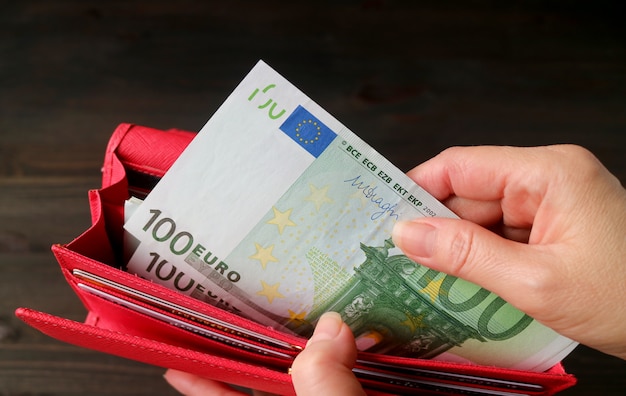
[392,145,626,360]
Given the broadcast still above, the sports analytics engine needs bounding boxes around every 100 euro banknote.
[123,60,577,371]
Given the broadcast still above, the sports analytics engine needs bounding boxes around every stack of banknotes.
[123,60,577,372]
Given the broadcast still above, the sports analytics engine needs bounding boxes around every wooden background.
[1,1,625,394]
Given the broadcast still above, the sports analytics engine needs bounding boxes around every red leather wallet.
[16,123,577,395]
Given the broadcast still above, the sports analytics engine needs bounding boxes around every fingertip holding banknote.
[392,220,437,261]
[163,313,365,396]
[292,312,366,396]
[304,311,346,347]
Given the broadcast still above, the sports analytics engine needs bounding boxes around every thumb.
[392,218,546,313]
[291,312,366,396]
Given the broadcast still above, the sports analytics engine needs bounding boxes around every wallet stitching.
[123,162,165,178]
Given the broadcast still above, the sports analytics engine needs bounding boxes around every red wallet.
[16,123,577,395]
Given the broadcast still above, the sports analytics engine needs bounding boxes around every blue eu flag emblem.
[279,105,337,158]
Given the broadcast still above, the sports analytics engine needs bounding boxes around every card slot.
[353,354,574,396]
[355,368,533,396]
[55,248,307,350]
[355,360,545,395]
[74,280,294,371]
[67,267,305,353]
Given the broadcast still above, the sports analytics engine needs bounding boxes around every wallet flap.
[15,307,296,395]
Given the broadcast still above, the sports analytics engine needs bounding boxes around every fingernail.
[307,312,343,347]
[392,220,436,259]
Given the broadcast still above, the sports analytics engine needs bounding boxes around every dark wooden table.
[1,1,625,394]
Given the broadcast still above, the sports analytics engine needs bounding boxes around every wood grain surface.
[1,1,625,394]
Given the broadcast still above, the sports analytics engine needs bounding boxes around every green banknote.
[123,60,577,371]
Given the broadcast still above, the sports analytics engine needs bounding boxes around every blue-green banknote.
[123,61,577,371]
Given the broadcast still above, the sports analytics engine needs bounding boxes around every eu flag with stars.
[279,105,337,158]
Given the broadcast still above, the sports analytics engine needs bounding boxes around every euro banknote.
[123,60,577,371]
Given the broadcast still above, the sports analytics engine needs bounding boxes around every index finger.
[407,146,552,202]
[407,146,564,229]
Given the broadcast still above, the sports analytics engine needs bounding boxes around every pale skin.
[164,145,626,395]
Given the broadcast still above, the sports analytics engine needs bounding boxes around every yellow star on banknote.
[267,207,296,234]
[287,309,309,328]
[305,183,333,211]
[419,277,444,303]
[249,243,279,269]
[256,280,285,304]
[288,309,307,322]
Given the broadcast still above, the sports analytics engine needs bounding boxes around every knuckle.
[511,262,559,316]
[548,144,605,180]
